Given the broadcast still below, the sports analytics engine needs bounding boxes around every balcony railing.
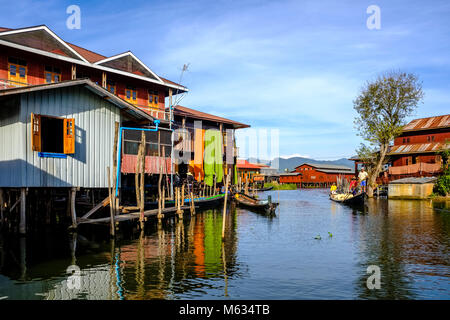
[388,162,441,175]
[0,78,30,89]
[134,104,171,121]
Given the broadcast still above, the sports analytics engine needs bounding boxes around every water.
[0,189,449,300]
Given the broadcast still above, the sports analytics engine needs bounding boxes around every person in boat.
[349,177,358,196]
[358,167,368,193]
[330,183,337,195]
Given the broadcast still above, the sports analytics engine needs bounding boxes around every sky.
[1,0,449,160]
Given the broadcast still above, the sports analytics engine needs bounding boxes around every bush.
[264,182,297,190]
[434,167,450,196]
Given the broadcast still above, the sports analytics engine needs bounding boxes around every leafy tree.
[353,71,424,197]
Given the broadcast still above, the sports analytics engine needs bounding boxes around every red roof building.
[236,160,263,183]
[0,25,187,121]
[280,163,354,187]
[386,114,449,180]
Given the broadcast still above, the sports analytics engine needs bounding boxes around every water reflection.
[356,198,450,299]
[0,191,448,300]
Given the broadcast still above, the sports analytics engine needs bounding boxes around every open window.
[31,113,75,155]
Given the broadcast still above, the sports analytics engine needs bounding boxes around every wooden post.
[157,164,163,220]
[107,167,115,237]
[190,192,195,216]
[221,175,230,240]
[139,131,146,228]
[181,184,185,207]
[102,72,107,88]
[0,188,4,225]
[19,188,26,234]
[162,185,165,210]
[176,187,183,219]
[70,187,77,229]
[112,122,119,215]
[71,64,76,80]
[213,175,217,196]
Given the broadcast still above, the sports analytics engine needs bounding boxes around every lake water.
[0,189,449,300]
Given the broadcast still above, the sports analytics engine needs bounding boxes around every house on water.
[0,25,187,233]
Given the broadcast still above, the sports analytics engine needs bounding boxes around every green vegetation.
[433,144,450,197]
[264,182,297,190]
[353,71,424,197]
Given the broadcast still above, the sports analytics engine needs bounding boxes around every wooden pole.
[19,188,26,234]
[221,174,230,240]
[107,167,115,237]
[0,188,4,225]
[112,122,119,215]
[190,192,195,216]
[69,187,77,229]
[139,131,146,228]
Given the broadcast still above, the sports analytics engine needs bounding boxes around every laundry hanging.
[203,129,223,186]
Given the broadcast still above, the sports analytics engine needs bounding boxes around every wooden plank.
[79,196,110,220]
[78,205,191,224]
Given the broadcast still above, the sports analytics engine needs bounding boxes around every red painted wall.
[394,131,450,145]
[0,45,166,112]
[280,164,353,184]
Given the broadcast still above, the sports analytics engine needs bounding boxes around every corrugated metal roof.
[280,172,302,176]
[403,114,450,132]
[390,177,437,184]
[316,168,355,174]
[387,142,448,155]
[296,162,353,171]
[237,159,261,169]
[173,105,250,129]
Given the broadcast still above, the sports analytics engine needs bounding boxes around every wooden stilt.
[0,188,4,225]
[221,175,230,240]
[70,187,77,229]
[19,188,26,234]
[112,122,120,216]
[190,192,196,216]
[139,131,146,229]
[107,167,115,237]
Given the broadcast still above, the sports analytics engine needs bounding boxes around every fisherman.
[349,177,358,196]
[358,167,368,193]
[330,183,337,195]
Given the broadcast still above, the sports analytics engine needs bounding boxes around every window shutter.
[63,118,75,154]
[31,113,41,151]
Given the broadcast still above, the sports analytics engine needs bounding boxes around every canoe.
[233,192,278,215]
[329,192,366,206]
[248,186,274,192]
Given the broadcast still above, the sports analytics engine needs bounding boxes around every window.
[8,57,27,85]
[125,86,137,104]
[31,113,75,154]
[123,129,171,157]
[148,90,159,108]
[107,81,116,94]
[431,136,435,142]
[403,138,406,143]
[44,66,61,83]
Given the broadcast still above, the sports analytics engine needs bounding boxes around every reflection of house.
[386,115,449,180]
[280,163,354,187]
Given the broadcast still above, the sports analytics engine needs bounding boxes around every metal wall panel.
[0,85,121,188]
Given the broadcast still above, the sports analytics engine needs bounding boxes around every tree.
[353,71,424,197]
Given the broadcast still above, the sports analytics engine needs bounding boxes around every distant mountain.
[247,156,354,173]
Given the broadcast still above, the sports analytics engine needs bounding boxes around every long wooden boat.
[329,192,366,206]
[248,186,274,192]
[233,192,278,215]
[146,193,225,210]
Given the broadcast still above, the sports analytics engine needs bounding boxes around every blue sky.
[1,0,449,159]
